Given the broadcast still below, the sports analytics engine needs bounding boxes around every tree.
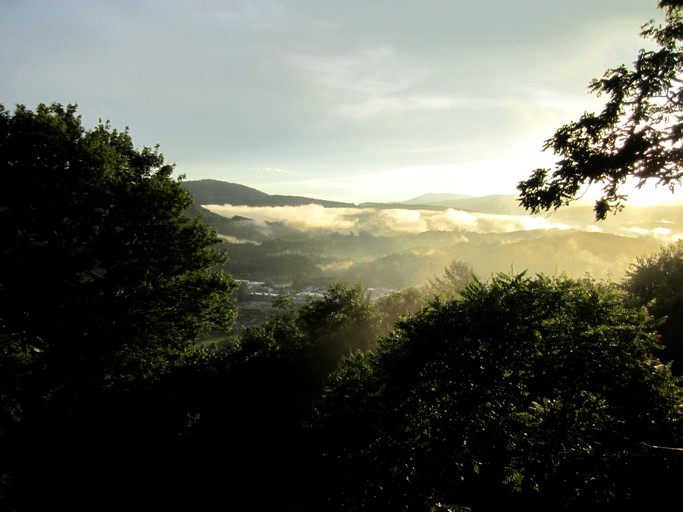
[518,1,683,220]
[424,260,476,300]
[0,103,237,508]
[181,283,382,511]
[0,102,236,390]
[317,273,683,511]
[298,282,378,345]
[375,287,426,334]
[623,240,683,374]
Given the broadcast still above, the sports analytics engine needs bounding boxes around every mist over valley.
[184,179,675,288]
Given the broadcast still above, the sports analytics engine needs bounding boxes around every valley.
[184,179,676,291]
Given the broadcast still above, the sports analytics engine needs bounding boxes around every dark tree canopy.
[0,102,240,509]
[623,240,683,374]
[317,273,683,511]
[424,259,476,300]
[0,102,237,422]
[518,1,683,220]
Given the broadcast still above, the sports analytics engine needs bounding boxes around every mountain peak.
[181,179,354,208]
[402,193,472,205]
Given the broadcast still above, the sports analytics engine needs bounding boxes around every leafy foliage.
[623,240,683,374]
[167,283,385,510]
[237,282,380,399]
[317,273,683,510]
[375,286,426,334]
[4,102,683,511]
[0,103,237,508]
[518,1,683,219]
[424,260,476,300]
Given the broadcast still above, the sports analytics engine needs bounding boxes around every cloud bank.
[201,203,683,244]
[203,204,577,236]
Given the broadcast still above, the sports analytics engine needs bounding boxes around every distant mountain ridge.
[180,179,681,285]
[401,193,472,205]
[181,179,527,214]
[181,179,354,208]
[403,193,527,215]
[182,179,683,222]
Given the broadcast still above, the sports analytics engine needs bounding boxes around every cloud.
[208,0,286,31]
[376,209,430,233]
[338,94,473,118]
[203,204,577,235]
[1,0,666,209]
[217,234,261,245]
[249,167,292,173]
[283,44,422,97]
[203,204,368,231]
[624,226,679,242]
[473,212,573,233]
[281,44,447,119]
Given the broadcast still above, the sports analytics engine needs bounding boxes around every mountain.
[181,179,675,287]
[402,193,599,216]
[402,193,472,205]
[181,179,354,208]
[431,194,526,215]
[181,181,528,215]
[182,180,268,205]
[182,180,549,216]
[402,193,540,215]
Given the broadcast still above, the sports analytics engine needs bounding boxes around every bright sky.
[1,0,679,204]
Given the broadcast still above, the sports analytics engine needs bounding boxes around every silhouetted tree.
[317,273,683,511]
[297,282,379,367]
[0,103,237,509]
[375,287,426,334]
[425,260,476,300]
[176,283,383,511]
[518,1,683,219]
[623,240,683,374]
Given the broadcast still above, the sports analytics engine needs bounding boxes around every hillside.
[182,180,522,213]
[401,192,472,205]
[182,179,354,208]
[182,179,678,288]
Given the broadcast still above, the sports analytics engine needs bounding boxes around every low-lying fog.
[201,202,682,286]
[203,203,682,241]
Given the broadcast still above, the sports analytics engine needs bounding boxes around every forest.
[3,2,683,509]
[0,104,682,512]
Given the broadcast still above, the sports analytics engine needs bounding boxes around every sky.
[1,0,679,204]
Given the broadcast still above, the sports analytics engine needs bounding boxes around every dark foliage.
[182,178,353,208]
[623,240,683,375]
[316,274,683,511]
[0,103,237,509]
[3,103,683,512]
[518,1,683,219]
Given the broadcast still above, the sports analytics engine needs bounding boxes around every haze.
[2,0,679,204]
[204,201,683,242]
